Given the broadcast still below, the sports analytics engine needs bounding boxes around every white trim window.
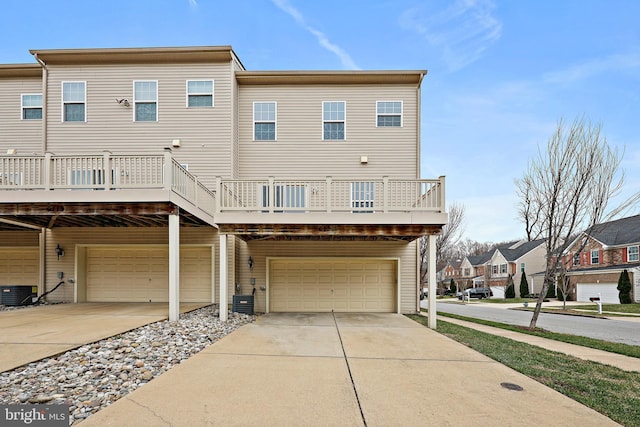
[520,262,525,273]
[628,245,639,262]
[186,80,213,108]
[376,101,402,127]
[351,182,375,213]
[253,102,276,141]
[500,263,507,274]
[323,101,345,140]
[590,249,600,265]
[62,81,86,122]
[134,81,158,122]
[21,94,42,120]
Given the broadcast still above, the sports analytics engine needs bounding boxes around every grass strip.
[435,311,640,359]
[408,315,640,426]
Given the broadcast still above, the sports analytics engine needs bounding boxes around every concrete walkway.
[81,313,617,426]
[439,315,640,372]
[0,302,207,372]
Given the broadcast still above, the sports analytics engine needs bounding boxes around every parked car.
[457,287,492,300]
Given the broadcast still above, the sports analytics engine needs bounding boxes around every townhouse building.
[562,215,640,303]
[0,46,447,322]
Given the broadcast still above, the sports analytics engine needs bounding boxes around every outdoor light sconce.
[248,256,254,271]
[55,244,64,260]
[115,98,130,107]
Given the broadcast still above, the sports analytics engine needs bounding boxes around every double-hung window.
[500,263,507,274]
[254,102,276,141]
[590,249,599,265]
[21,94,42,120]
[351,182,375,213]
[323,101,345,140]
[573,253,580,266]
[62,82,86,122]
[134,81,158,122]
[186,80,213,107]
[628,245,639,262]
[376,101,402,127]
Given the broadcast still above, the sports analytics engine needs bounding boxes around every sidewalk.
[437,315,640,372]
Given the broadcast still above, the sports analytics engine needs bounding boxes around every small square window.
[628,245,639,262]
[22,94,42,120]
[376,101,402,127]
[187,80,213,107]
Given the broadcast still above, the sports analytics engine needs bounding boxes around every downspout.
[33,53,48,153]
[416,71,427,179]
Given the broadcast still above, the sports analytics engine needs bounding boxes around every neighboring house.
[487,239,546,298]
[458,239,546,298]
[562,215,640,304]
[438,259,461,289]
[0,46,447,321]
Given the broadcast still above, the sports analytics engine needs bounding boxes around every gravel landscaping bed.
[0,305,256,425]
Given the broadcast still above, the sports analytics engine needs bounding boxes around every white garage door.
[86,246,211,303]
[576,283,619,304]
[269,258,396,313]
[0,247,39,285]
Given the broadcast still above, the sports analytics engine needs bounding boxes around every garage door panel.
[576,283,619,304]
[270,259,396,313]
[87,246,211,303]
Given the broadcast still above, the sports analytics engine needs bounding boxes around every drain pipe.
[33,53,48,153]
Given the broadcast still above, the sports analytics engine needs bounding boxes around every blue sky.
[2,0,639,243]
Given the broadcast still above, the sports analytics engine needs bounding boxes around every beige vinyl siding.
[0,231,40,247]
[0,247,39,286]
[237,240,417,313]
[43,227,229,303]
[0,77,42,153]
[44,63,234,186]
[237,84,419,179]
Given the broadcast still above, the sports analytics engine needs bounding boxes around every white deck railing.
[0,153,445,217]
[215,176,445,213]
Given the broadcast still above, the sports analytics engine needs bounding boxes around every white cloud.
[399,0,502,71]
[271,0,359,70]
[188,0,198,8]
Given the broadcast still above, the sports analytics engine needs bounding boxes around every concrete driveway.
[82,313,617,426]
[0,302,207,372]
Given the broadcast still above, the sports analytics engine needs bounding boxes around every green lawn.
[436,311,640,359]
[568,303,640,314]
[408,315,640,426]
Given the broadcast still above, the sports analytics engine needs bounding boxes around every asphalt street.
[431,301,640,346]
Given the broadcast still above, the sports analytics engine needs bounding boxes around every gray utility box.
[1,286,36,306]
[232,294,254,315]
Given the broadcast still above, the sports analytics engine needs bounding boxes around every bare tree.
[420,202,466,284]
[516,116,640,329]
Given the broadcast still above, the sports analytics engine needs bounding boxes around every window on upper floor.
[62,82,86,122]
[520,262,525,273]
[186,80,213,108]
[21,94,42,120]
[628,245,639,262]
[254,102,276,141]
[492,265,498,275]
[376,101,402,127]
[500,263,507,274]
[323,101,345,140]
[464,268,470,276]
[573,253,580,266]
[134,81,157,122]
[590,249,599,265]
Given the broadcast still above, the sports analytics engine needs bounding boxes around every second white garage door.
[576,283,619,304]
[86,246,212,303]
[269,258,396,313]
